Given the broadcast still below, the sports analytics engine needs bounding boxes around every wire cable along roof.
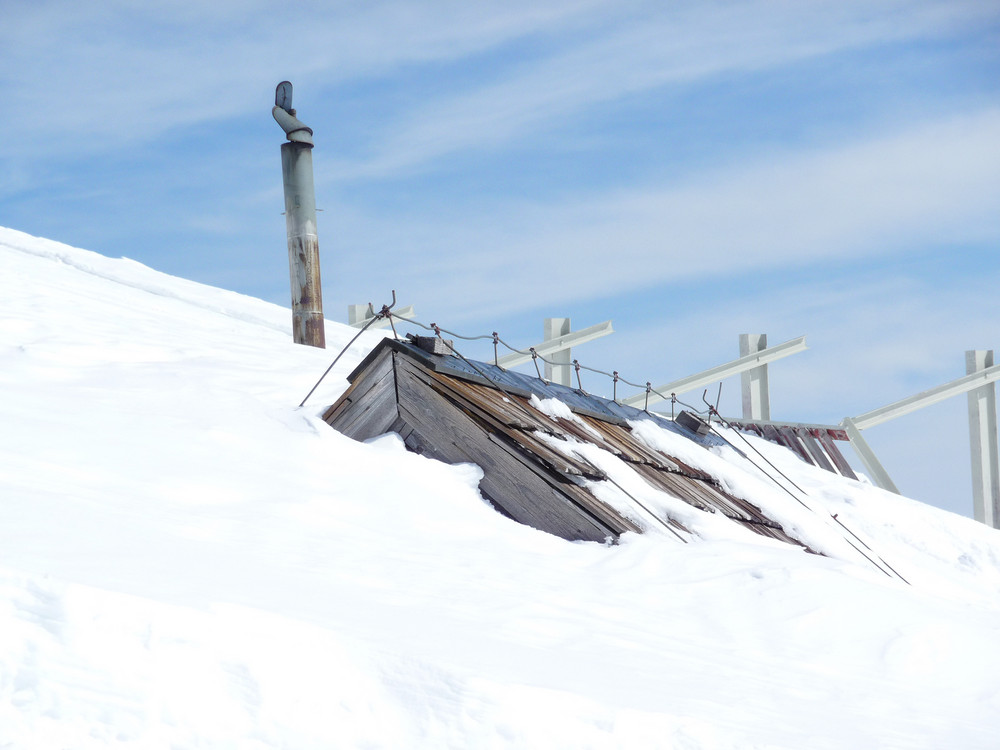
[325,336,808,548]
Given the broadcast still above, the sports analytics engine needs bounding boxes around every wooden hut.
[323,336,807,547]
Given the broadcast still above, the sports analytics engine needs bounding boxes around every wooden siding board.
[430,370,550,432]
[795,428,836,472]
[589,418,718,483]
[816,431,859,480]
[393,358,630,541]
[503,430,605,480]
[776,426,812,463]
[487,433,643,536]
[579,418,680,472]
[623,461,803,546]
[323,348,399,440]
[395,386,603,540]
[541,414,624,459]
[410,361,548,434]
[403,362,605,480]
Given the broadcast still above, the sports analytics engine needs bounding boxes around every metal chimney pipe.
[273,81,325,348]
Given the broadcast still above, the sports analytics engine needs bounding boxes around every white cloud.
[325,0,995,178]
[3,0,993,165]
[328,107,1000,320]
[0,0,601,157]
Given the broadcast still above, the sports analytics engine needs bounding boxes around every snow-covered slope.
[1,226,999,749]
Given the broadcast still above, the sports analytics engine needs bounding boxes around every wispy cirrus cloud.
[323,0,996,179]
[329,107,1000,322]
[0,0,600,157]
[3,0,993,167]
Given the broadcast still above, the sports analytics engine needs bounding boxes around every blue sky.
[3,0,999,518]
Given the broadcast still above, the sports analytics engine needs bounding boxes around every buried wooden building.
[322,335,821,548]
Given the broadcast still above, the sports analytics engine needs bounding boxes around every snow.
[2,225,999,748]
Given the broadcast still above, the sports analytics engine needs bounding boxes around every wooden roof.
[323,337,810,548]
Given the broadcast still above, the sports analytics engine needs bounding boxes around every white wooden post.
[967,350,1000,527]
[347,304,369,326]
[544,318,572,387]
[740,334,771,421]
[841,417,901,493]
[844,353,1000,513]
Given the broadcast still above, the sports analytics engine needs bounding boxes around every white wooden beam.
[496,320,614,369]
[544,318,572,387]
[841,417,900,494]
[348,304,415,329]
[967,350,1000,527]
[850,361,1000,430]
[740,333,771,421]
[621,335,807,408]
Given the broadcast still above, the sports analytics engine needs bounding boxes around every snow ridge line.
[0,227,287,334]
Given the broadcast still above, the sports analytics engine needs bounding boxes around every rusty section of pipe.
[281,141,325,348]
[275,81,325,349]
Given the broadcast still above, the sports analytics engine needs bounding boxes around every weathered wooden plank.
[775,426,812,463]
[622,460,806,548]
[486,432,643,534]
[405,361,604,481]
[632,465,708,512]
[762,424,799,459]
[323,348,399,440]
[583,418,709,477]
[794,428,836,472]
[816,431,859,480]
[500,429,606,480]
[539,412,623,458]
[578,418,674,469]
[734,519,810,549]
[412,362,549,433]
[589,471,692,539]
[321,348,389,424]
[663,471,758,523]
[393,358,631,541]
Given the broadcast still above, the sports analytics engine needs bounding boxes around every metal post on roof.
[273,81,325,348]
[740,334,771,421]
[348,303,417,329]
[966,350,1000,527]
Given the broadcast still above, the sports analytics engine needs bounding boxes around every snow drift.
[1,226,999,749]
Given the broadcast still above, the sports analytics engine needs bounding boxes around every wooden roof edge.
[724,417,849,441]
[379,339,714,434]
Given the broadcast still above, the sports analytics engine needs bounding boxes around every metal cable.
[397,317,695,410]
[298,313,384,407]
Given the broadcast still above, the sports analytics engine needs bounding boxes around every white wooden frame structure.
[621,335,807,409]
[497,318,614,386]
[740,334,771,420]
[966,351,1000,527]
[842,350,1000,527]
